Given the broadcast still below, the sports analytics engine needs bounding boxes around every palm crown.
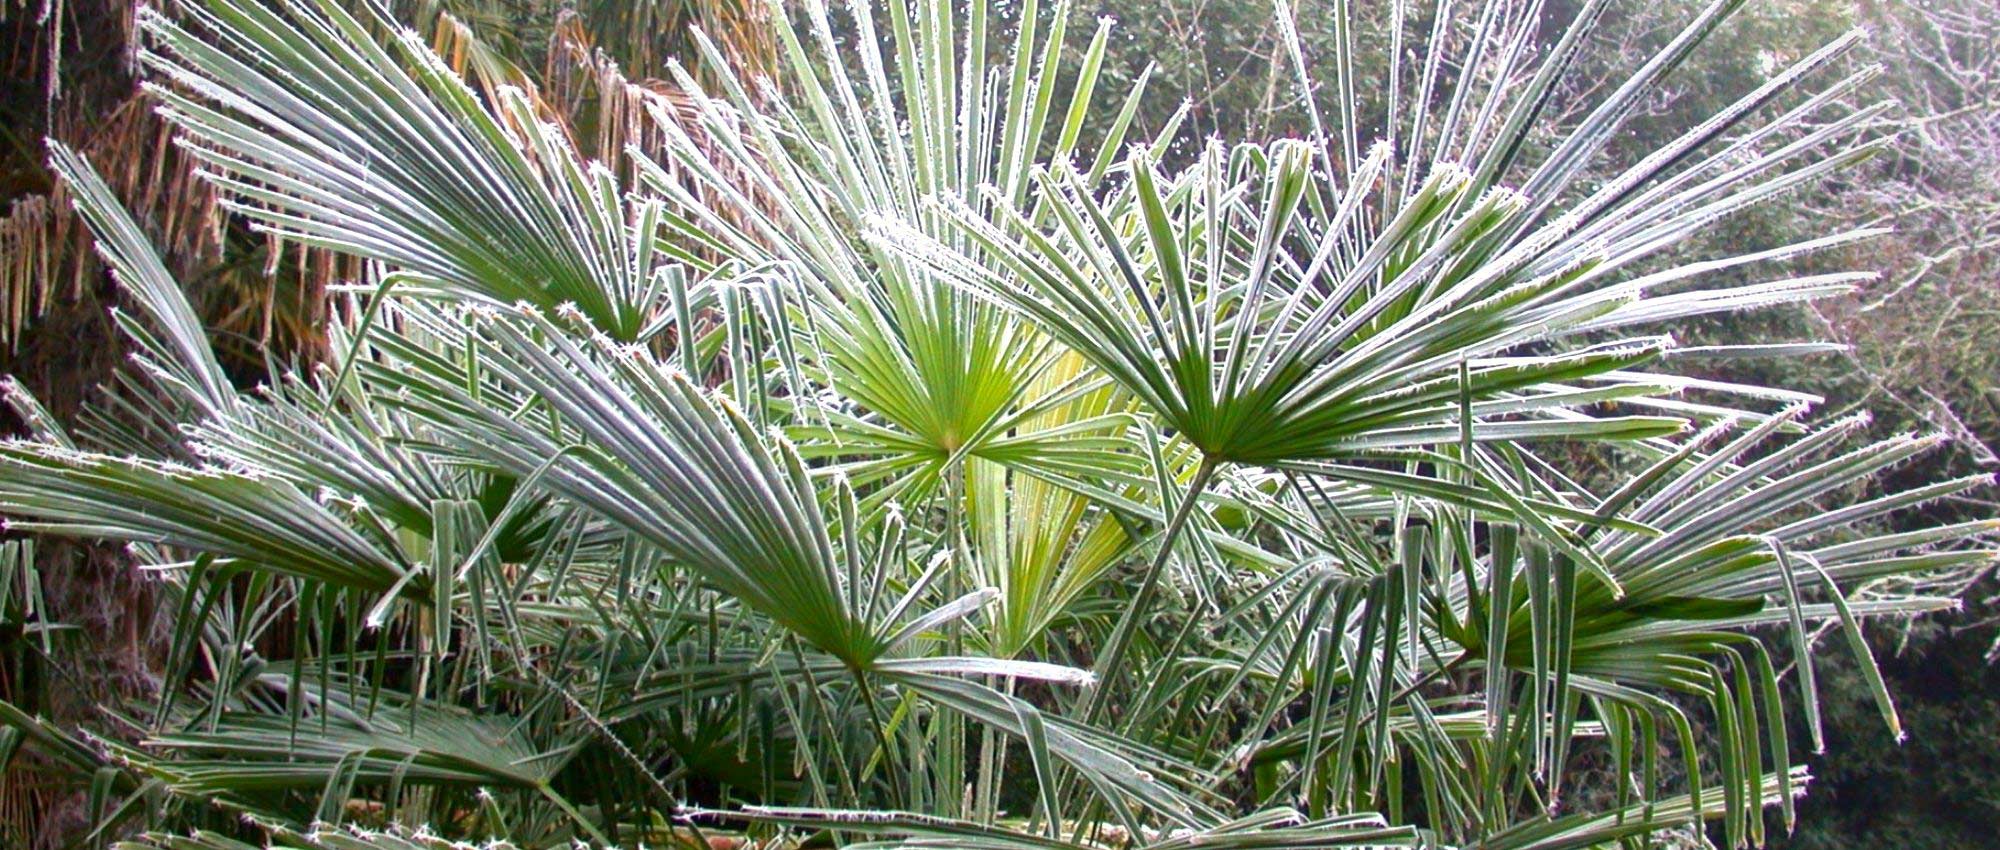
[0,1,1989,849]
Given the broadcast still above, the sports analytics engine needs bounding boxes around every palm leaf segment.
[892,6,1883,470]
[637,0,1159,505]
[140,0,683,340]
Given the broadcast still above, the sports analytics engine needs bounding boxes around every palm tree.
[0,0,1988,848]
[0,2,776,840]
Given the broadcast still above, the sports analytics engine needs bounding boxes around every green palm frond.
[140,0,680,339]
[634,0,1163,507]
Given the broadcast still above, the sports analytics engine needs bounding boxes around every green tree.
[0,1,1990,849]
